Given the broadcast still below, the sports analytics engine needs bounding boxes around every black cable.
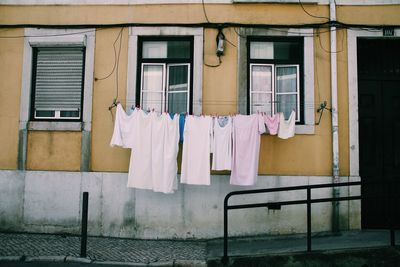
[204,55,222,68]
[95,28,123,82]
[298,0,330,21]
[202,0,211,23]
[317,27,344,54]
[0,28,103,39]
[1,21,398,38]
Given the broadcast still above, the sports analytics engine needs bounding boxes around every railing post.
[80,192,89,258]
[307,188,312,252]
[222,196,229,265]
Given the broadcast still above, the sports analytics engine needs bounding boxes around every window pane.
[276,94,297,120]
[142,41,191,59]
[142,42,167,58]
[251,93,272,114]
[167,41,191,59]
[168,65,189,92]
[60,110,80,118]
[274,41,301,60]
[250,42,273,59]
[142,65,164,112]
[35,110,55,118]
[276,66,298,93]
[168,92,187,114]
[251,65,272,92]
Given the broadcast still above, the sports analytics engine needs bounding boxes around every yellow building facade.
[0,1,399,238]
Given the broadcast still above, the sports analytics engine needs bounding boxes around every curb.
[174,260,207,267]
[92,260,154,266]
[65,256,92,263]
[25,256,66,262]
[0,256,23,262]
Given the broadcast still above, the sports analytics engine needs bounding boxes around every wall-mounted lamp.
[216,28,225,57]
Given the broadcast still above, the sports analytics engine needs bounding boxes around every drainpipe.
[330,0,340,233]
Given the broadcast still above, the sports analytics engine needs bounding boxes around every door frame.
[347,29,400,228]
[347,28,400,178]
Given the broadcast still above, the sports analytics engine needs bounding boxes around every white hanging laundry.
[264,113,280,135]
[278,111,296,139]
[152,112,179,194]
[181,115,213,185]
[127,109,153,190]
[211,116,233,171]
[110,103,137,148]
[230,114,266,186]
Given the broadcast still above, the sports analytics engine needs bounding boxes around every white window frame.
[140,63,166,112]
[249,63,274,115]
[237,28,314,134]
[139,62,191,113]
[127,27,203,115]
[166,63,191,113]
[275,64,300,121]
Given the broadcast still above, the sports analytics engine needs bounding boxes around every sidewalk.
[0,232,207,266]
[0,230,399,266]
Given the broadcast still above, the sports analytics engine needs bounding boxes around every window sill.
[295,124,315,135]
[263,124,315,136]
[28,121,82,132]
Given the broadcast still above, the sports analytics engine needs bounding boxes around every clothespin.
[108,98,119,111]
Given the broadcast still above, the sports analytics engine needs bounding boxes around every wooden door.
[358,39,400,228]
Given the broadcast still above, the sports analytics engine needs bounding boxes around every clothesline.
[110,104,296,194]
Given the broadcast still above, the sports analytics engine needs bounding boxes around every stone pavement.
[0,233,206,266]
[1,230,400,266]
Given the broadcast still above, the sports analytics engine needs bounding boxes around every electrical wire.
[298,0,330,21]
[317,26,344,54]
[95,27,123,82]
[202,0,211,23]
[0,28,104,39]
[204,55,222,68]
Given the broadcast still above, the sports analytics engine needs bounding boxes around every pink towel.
[264,113,280,135]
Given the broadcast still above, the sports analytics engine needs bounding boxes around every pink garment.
[264,113,280,135]
[230,114,266,186]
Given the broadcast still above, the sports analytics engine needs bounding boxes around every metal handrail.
[222,181,396,264]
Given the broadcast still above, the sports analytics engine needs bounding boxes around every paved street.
[0,263,146,267]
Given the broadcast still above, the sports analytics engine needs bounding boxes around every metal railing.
[222,181,396,264]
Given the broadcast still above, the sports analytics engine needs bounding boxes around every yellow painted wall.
[0,4,328,25]
[0,28,23,170]
[91,28,130,172]
[1,4,399,175]
[26,131,81,171]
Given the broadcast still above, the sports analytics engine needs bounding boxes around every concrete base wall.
[0,170,361,239]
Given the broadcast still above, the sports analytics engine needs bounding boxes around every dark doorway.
[358,38,400,229]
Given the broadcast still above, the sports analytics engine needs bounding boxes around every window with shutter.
[31,47,85,120]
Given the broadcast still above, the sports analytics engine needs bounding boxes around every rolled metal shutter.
[34,47,84,117]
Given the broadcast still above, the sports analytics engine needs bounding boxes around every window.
[136,37,193,114]
[248,37,303,122]
[31,47,85,120]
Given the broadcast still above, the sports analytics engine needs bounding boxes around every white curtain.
[142,64,164,112]
[251,65,273,114]
[275,66,298,120]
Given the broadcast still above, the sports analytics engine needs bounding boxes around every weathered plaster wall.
[0,170,361,239]
[0,29,23,170]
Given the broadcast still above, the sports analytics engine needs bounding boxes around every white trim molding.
[237,28,315,134]
[347,28,400,177]
[127,27,203,115]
